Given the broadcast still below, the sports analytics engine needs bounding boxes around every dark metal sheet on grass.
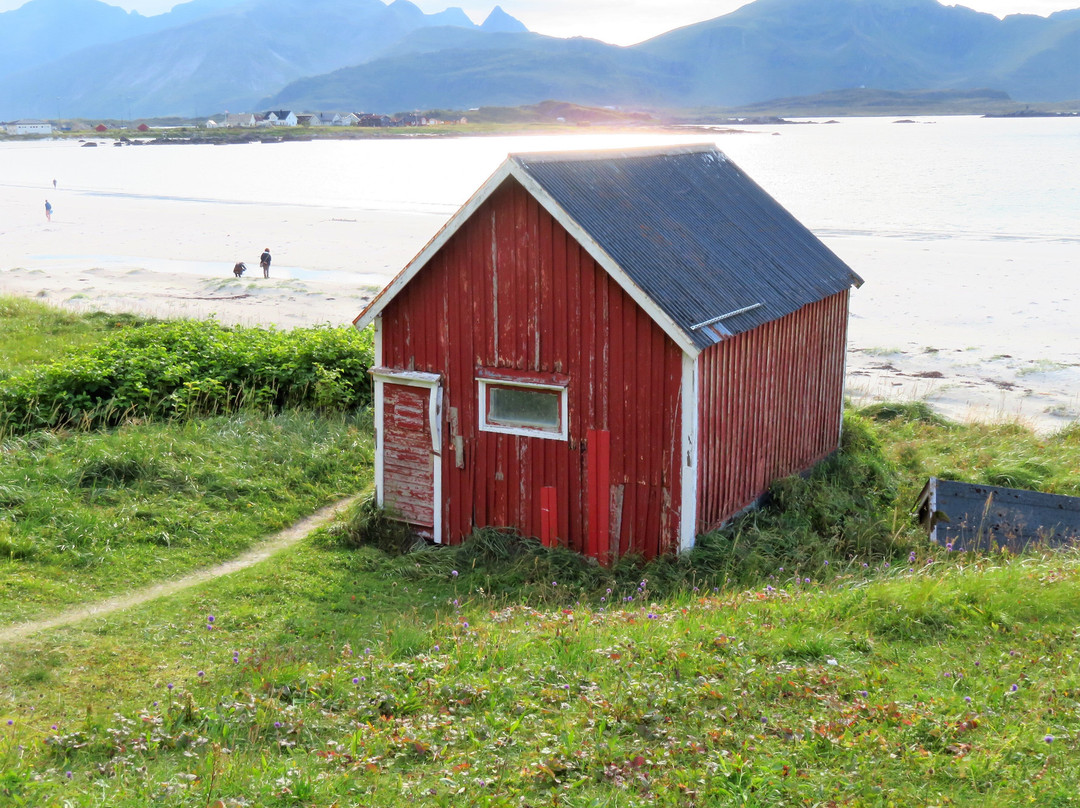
[915,477,1080,553]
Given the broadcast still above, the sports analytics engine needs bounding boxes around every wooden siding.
[379,178,684,559]
[696,290,849,533]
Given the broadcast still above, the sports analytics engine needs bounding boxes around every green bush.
[0,320,374,434]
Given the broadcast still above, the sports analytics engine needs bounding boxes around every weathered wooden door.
[372,370,442,541]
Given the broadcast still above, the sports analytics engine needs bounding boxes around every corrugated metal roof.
[512,144,863,350]
[916,477,1080,553]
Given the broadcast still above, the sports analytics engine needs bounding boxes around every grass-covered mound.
[3,535,1080,806]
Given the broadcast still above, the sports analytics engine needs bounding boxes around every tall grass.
[0,318,374,435]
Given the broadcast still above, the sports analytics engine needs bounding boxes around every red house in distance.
[354,144,863,560]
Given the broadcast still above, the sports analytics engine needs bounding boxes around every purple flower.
[433,645,440,652]
[859,690,868,698]
[166,683,173,690]
[1011,684,1019,692]
[207,615,215,623]
[823,560,829,566]
[804,578,811,584]
[197,671,204,678]
[965,696,972,703]
[463,622,469,629]
[1045,735,1054,743]
[274,721,282,728]
[66,771,73,780]
[451,570,458,577]
[552,581,558,587]
[6,720,12,726]
[352,677,359,685]
[51,724,57,730]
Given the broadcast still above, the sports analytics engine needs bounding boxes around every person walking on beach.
[260,248,271,278]
[45,200,52,221]
[52,178,57,189]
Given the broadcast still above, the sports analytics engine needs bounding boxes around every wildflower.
[167,683,174,691]
[197,671,204,678]
[804,578,811,584]
[463,622,469,629]
[433,645,440,652]
[352,677,359,685]
[883,562,890,568]
[909,551,916,563]
[1011,684,1019,692]
[451,570,458,577]
[274,721,282,728]
[965,696,972,704]
[600,597,606,603]
[552,581,558,587]
[208,615,215,623]
[66,771,73,779]
[51,725,57,730]
[1045,735,1054,743]
[823,560,829,566]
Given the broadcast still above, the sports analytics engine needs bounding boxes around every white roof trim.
[353,155,701,357]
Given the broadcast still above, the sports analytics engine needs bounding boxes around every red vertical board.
[540,486,557,546]
[587,429,611,561]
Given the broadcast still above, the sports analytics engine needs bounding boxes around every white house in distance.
[263,110,298,127]
[5,119,53,135]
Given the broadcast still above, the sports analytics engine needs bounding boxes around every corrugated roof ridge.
[511,142,722,166]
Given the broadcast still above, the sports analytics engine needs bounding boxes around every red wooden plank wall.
[379,179,684,559]
[696,290,849,534]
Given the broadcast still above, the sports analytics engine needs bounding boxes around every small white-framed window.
[478,377,568,440]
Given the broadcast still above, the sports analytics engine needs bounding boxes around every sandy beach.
[2,138,1078,434]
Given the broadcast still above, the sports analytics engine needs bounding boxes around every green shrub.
[0,320,374,434]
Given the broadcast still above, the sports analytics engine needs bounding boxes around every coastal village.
[2,110,466,135]
[203,110,468,129]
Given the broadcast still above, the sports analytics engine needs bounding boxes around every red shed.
[355,144,863,559]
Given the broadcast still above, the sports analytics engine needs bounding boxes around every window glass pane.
[488,386,560,429]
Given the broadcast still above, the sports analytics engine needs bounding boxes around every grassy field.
[2,299,1079,805]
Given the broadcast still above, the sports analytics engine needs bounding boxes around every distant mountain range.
[0,0,1077,119]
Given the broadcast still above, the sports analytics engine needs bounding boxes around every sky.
[0,0,1075,44]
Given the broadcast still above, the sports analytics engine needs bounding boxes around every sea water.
[2,115,1077,243]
